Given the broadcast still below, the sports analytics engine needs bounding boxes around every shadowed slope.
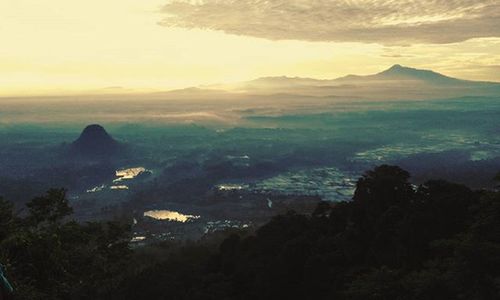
[69,124,121,158]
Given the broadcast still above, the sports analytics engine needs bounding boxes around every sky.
[0,0,499,96]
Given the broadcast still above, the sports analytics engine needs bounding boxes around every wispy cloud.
[159,0,500,44]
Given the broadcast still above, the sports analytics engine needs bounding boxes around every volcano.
[69,124,121,157]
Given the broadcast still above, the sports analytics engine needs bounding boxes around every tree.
[0,197,15,242]
[353,165,413,215]
[0,189,132,299]
[25,189,72,226]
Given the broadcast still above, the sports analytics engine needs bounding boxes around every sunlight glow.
[0,0,498,96]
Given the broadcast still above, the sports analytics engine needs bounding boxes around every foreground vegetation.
[1,165,500,299]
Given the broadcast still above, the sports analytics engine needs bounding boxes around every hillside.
[1,165,499,299]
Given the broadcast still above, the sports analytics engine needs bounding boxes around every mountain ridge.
[334,64,484,84]
[201,64,499,93]
[203,64,500,101]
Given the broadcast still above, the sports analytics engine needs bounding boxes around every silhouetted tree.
[2,166,500,299]
[26,188,72,226]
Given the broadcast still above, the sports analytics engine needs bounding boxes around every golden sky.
[1,0,499,96]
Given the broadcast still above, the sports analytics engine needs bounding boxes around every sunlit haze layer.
[1,0,499,96]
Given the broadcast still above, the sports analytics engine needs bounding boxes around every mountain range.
[164,64,500,101]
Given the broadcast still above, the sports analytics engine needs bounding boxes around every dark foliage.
[0,189,131,299]
[112,165,500,300]
[1,165,500,299]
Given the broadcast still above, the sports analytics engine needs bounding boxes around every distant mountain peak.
[69,124,121,158]
[79,124,111,138]
[370,64,462,84]
[388,64,404,70]
[380,64,427,75]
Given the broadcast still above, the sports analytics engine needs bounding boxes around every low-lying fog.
[1,88,499,239]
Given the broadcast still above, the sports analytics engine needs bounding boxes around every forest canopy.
[1,165,500,299]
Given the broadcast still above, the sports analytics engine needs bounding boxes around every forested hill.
[1,165,500,299]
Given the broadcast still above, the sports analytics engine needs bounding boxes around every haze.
[1,2,500,299]
[1,0,499,96]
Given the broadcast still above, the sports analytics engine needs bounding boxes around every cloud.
[159,0,500,44]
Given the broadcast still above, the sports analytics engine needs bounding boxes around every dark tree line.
[0,189,131,299]
[1,165,500,299]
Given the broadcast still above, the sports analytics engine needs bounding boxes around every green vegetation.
[0,189,131,299]
[1,165,500,299]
